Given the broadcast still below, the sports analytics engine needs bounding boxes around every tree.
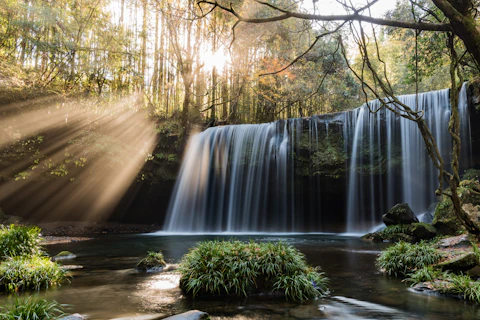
[196,0,480,235]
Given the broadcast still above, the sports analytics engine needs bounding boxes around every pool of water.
[1,233,479,319]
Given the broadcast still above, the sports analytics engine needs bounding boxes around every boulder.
[162,310,210,320]
[382,203,418,226]
[411,223,437,240]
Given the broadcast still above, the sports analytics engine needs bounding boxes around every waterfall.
[164,85,471,233]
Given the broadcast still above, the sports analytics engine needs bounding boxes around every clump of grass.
[178,240,328,300]
[404,266,445,286]
[380,224,411,236]
[137,251,166,270]
[376,241,442,277]
[0,297,66,319]
[0,256,68,292]
[0,224,43,260]
[444,274,480,303]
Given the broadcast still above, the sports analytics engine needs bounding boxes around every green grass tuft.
[403,266,445,286]
[0,297,66,319]
[380,224,411,236]
[445,274,480,303]
[178,240,328,300]
[0,224,43,260]
[0,256,68,292]
[376,241,442,277]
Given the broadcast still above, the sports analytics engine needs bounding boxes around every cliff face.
[2,83,480,230]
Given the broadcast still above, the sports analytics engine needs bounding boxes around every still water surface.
[1,234,479,319]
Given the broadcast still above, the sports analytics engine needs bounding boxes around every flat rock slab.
[437,234,471,248]
[162,310,210,320]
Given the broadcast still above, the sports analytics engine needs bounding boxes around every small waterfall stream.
[164,85,472,233]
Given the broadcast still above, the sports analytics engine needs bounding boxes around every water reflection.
[0,234,478,319]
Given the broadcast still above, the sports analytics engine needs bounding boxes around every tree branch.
[197,0,451,32]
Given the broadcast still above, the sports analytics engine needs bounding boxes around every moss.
[295,129,347,177]
[411,222,437,240]
[462,169,480,181]
[433,180,480,236]
[433,197,466,235]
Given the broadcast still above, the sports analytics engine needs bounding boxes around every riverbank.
[37,221,162,236]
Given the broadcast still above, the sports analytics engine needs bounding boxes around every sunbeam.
[0,94,157,222]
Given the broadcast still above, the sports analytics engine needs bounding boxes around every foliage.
[380,224,411,236]
[178,240,328,300]
[0,225,43,260]
[462,169,480,181]
[0,255,68,292]
[0,297,66,320]
[445,274,480,303]
[376,241,442,277]
[403,266,445,286]
[137,251,166,270]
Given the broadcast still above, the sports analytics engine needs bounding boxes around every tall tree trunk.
[431,0,480,67]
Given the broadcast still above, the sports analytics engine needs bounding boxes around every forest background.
[0,0,478,223]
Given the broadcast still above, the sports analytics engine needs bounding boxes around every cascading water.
[164,84,472,233]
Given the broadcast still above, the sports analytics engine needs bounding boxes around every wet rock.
[59,314,85,320]
[4,215,23,224]
[411,223,437,240]
[61,265,84,270]
[289,304,325,319]
[53,251,76,261]
[411,282,439,293]
[382,203,418,226]
[361,232,383,243]
[162,310,210,320]
[112,315,164,320]
[419,210,434,224]
[438,252,479,272]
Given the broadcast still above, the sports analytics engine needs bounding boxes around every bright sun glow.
[201,50,229,72]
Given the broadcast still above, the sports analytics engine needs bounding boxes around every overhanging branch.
[197,0,451,32]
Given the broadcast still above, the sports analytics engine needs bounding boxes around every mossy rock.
[411,223,437,240]
[433,180,480,236]
[382,203,418,226]
[432,197,466,235]
[468,78,480,111]
[137,251,166,272]
[437,252,479,272]
[458,180,480,204]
